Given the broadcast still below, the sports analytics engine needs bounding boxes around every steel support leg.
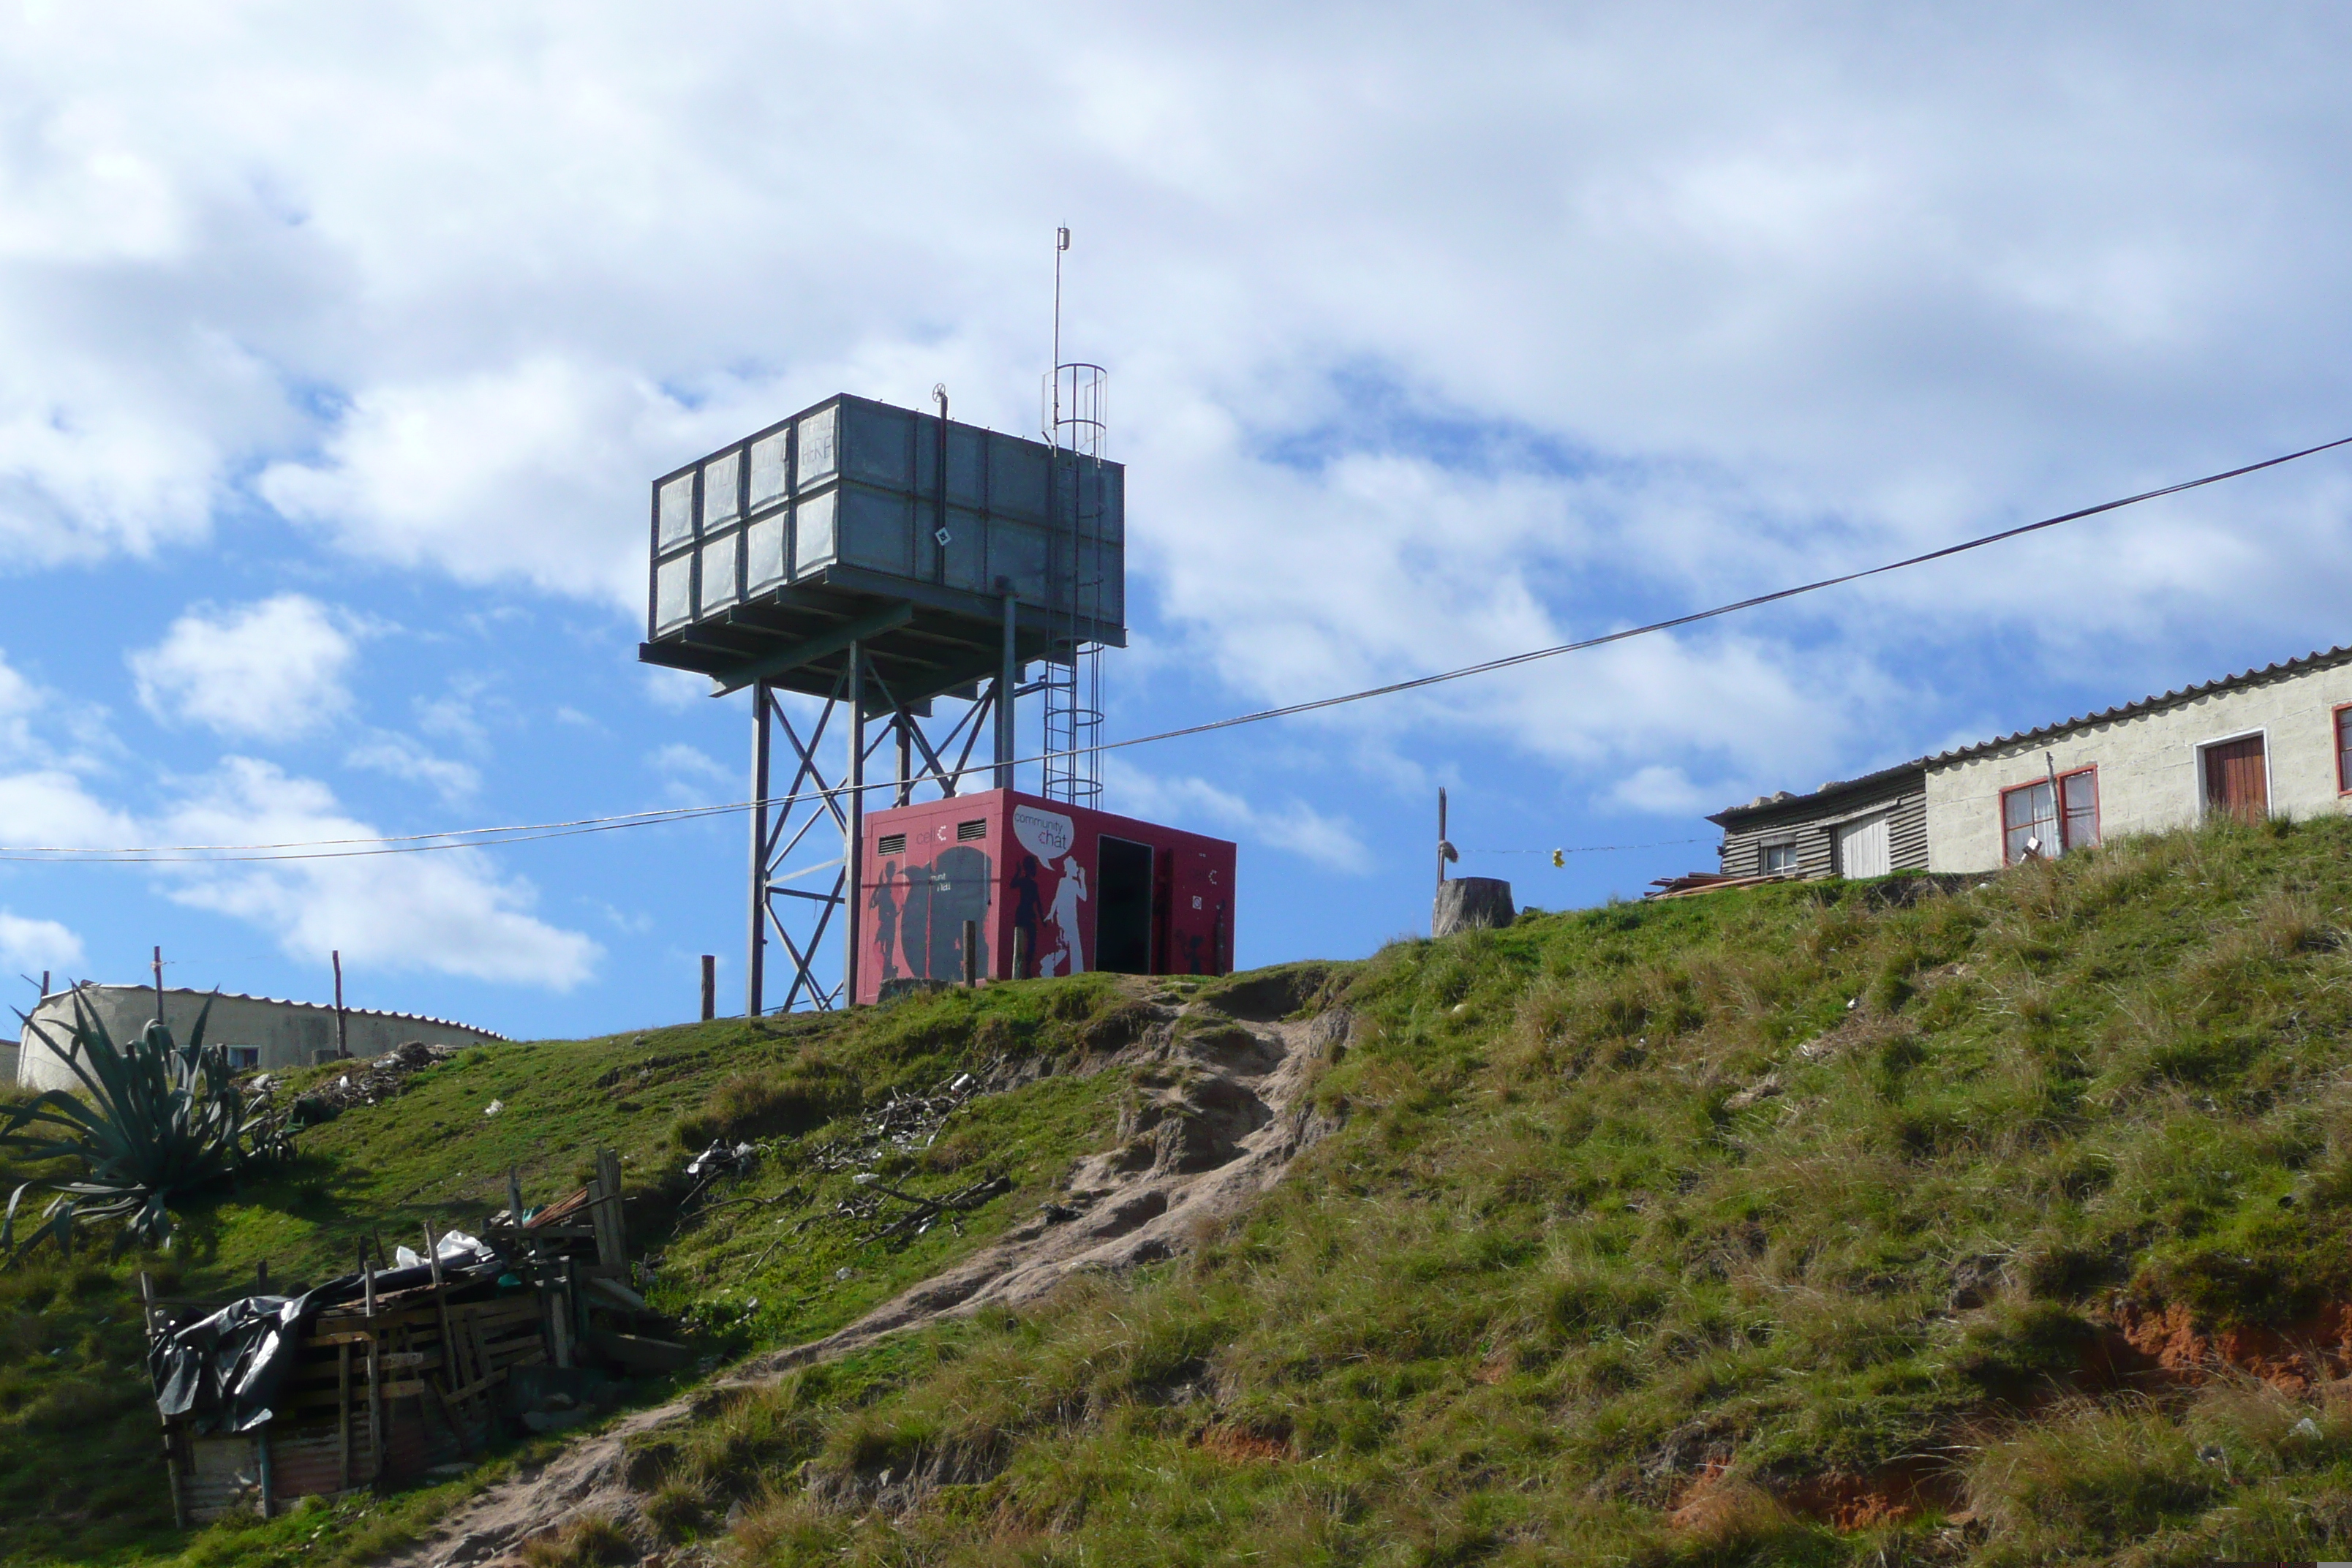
[844,642,865,1006]
[747,682,771,1017]
[997,593,1017,791]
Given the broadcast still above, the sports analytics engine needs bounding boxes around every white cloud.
[1604,764,1714,819]
[128,595,356,740]
[345,731,480,803]
[156,758,600,989]
[0,911,86,980]
[0,769,138,848]
[3,4,2352,807]
[1105,760,1369,874]
[259,357,709,608]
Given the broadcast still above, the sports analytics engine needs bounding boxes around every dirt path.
[391,1001,1346,1568]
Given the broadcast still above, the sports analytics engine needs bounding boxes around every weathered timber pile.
[142,1146,687,1523]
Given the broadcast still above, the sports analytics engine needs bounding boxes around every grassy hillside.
[21,818,2352,1566]
[0,973,1157,1567]
[606,817,2352,1567]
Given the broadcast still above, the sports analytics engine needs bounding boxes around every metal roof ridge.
[1706,755,1929,826]
[39,983,510,1041]
[1921,641,2352,767]
[1708,638,2352,823]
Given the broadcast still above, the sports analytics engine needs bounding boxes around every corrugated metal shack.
[1708,761,1929,882]
[142,1150,686,1523]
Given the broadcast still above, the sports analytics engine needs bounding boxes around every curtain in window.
[2004,781,2056,863]
[2061,771,2097,848]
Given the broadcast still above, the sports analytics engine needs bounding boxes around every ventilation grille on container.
[957,819,989,842]
[877,833,907,855]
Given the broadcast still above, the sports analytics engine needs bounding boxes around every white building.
[1712,642,2352,878]
[13,984,505,1090]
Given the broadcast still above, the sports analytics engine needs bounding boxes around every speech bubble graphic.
[1012,804,1074,862]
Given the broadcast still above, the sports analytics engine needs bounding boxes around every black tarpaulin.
[150,1237,505,1434]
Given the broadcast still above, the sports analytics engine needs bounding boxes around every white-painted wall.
[12,985,504,1090]
[1926,660,2352,872]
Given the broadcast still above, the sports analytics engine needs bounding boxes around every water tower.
[638,391,1128,1012]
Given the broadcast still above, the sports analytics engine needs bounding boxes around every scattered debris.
[1646,870,1795,900]
[1725,1074,1783,1111]
[482,1099,504,1117]
[293,1040,460,1120]
[686,1140,758,1184]
[805,1060,1008,1175]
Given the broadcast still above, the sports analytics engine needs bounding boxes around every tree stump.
[1433,877,1515,938]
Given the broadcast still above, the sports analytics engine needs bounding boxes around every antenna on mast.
[1041,225,1106,807]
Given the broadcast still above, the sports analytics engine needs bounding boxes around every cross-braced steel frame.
[746,638,1017,1015]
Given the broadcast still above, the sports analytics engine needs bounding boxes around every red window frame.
[1999,766,2099,865]
[2334,702,2352,795]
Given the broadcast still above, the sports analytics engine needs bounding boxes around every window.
[2002,767,2098,864]
[227,1047,260,1071]
[1762,841,1798,874]
[2337,706,2352,794]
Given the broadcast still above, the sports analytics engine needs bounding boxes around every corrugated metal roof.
[37,983,508,1041]
[1918,641,2352,767]
[1710,639,2352,825]
[1708,756,1925,827]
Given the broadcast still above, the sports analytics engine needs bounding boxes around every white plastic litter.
[394,1230,497,1270]
[482,1099,504,1117]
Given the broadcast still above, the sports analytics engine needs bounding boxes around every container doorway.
[1097,837,1156,974]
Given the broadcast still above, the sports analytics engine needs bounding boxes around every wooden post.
[333,950,349,1059]
[592,1148,625,1273]
[143,1273,189,1528]
[255,1428,274,1518]
[423,1221,459,1379]
[1011,926,1029,983]
[962,919,978,988]
[507,1166,526,1232]
[255,1258,269,1294]
[359,1238,379,1481]
[152,945,165,1028]
[337,1341,353,1490]
[365,1336,383,1486]
[701,954,716,1021]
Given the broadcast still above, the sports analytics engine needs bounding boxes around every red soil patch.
[1782,1459,1964,1529]
[2103,1298,2352,1392]
[1197,1425,1290,1463]
[1665,1295,2352,1538]
[1673,1458,1960,1533]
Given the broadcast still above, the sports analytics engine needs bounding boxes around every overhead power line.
[4,432,2345,867]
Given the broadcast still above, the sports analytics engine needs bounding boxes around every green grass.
[622,816,2352,1567]
[0,972,1153,1566]
[27,818,2352,1564]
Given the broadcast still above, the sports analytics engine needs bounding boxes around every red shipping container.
[856,788,1236,1003]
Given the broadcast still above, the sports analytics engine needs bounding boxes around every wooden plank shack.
[148,1149,685,1522]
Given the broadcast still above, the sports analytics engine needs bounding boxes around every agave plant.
[1,987,296,1259]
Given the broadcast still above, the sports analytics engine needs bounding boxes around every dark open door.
[2204,735,2269,824]
[1096,837,1155,974]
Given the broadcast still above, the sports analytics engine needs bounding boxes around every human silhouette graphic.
[869,859,902,982]
[1041,854,1088,976]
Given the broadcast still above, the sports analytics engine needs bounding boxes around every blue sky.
[7,4,2352,1041]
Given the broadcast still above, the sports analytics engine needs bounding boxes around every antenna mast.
[1041,226,1106,806]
